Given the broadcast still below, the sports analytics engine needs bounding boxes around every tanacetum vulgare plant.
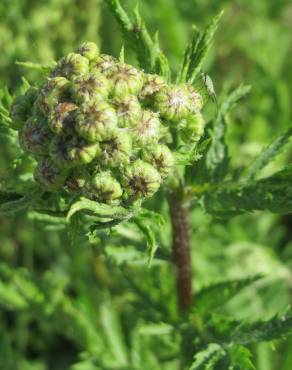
[1,1,292,369]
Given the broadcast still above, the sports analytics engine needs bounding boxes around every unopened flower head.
[10,42,205,207]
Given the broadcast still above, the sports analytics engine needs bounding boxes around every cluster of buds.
[10,42,205,206]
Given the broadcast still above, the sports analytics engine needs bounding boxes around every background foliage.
[0,0,292,369]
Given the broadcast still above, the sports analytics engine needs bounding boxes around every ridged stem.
[167,191,192,313]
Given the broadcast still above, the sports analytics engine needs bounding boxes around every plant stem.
[167,191,192,314]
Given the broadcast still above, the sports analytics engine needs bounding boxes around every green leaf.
[195,275,262,315]
[245,126,292,180]
[179,11,223,84]
[16,60,56,73]
[134,217,158,266]
[188,343,226,370]
[202,165,292,216]
[229,345,255,370]
[205,85,251,182]
[67,197,134,223]
[105,0,170,78]
[231,309,292,345]
[0,188,40,216]
[99,302,128,366]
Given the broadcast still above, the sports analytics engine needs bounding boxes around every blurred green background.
[0,0,292,369]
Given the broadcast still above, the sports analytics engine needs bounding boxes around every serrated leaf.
[245,126,292,180]
[205,85,251,182]
[179,11,223,84]
[202,165,292,217]
[67,197,134,223]
[189,343,226,370]
[231,309,292,345]
[195,275,262,315]
[229,345,255,370]
[105,0,170,78]
[0,188,41,216]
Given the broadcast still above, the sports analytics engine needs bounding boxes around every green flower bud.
[112,96,142,127]
[122,160,161,201]
[97,129,132,167]
[71,71,110,103]
[35,77,70,115]
[52,53,89,79]
[132,110,161,146]
[76,42,99,61]
[140,74,166,103]
[180,113,205,142]
[87,171,123,204]
[34,157,67,191]
[154,85,193,122]
[142,144,174,178]
[110,64,143,96]
[75,100,117,142]
[10,87,37,130]
[186,85,204,113]
[19,117,52,156]
[94,54,118,76]
[65,168,89,193]
[50,135,98,168]
[49,102,78,134]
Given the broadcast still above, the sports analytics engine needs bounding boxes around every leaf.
[134,217,158,266]
[105,0,170,78]
[231,309,292,345]
[99,302,128,366]
[16,60,56,73]
[229,345,255,370]
[245,126,292,180]
[188,343,226,370]
[202,165,292,217]
[67,197,134,223]
[205,85,251,182]
[195,275,262,315]
[0,188,40,216]
[179,11,223,84]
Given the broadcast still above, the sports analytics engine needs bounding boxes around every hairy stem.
[167,192,192,313]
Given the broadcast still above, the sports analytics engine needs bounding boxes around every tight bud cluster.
[10,42,205,206]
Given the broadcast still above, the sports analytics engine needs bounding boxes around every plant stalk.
[167,192,192,313]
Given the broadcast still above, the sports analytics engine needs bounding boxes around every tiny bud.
[142,144,174,178]
[10,87,37,130]
[71,71,110,104]
[140,74,166,103]
[75,100,117,142]
[19,117,52,156]
[49,102,78,134]
[94,54,118,76]
[50,135,99,168]
[87,171,123,204]
[122,160,161,201]
[34,157,67,191]
[35,77,70,115]
[112,96,142,127]
[186,85,204,113]
[97,129,132,167]
[109,64,143,96]
[180,113,205,142]
[154,85,193,122]
[52,53,89,79]
[76,42,99,61]
[132,110,161,146]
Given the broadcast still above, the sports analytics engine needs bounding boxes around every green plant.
[1,1,292,369]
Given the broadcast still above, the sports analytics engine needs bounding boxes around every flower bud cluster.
[10,42,205,206]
